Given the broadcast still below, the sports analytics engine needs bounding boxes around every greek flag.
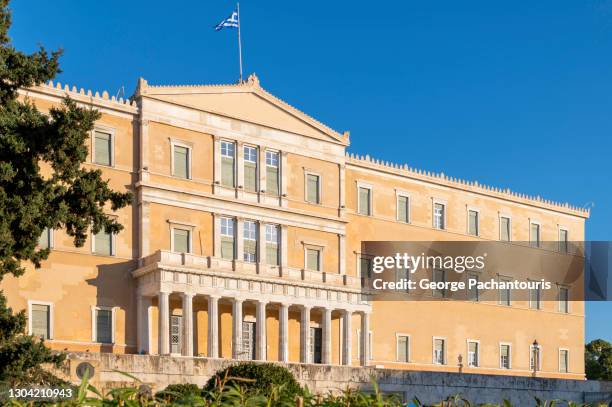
[215,9,239,31]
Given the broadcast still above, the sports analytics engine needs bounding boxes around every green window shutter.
[398,196,408,222]
[95,231,112,256]
[96,309,113,343]
[359,187,371,215]
[173,146,189,179]
[38,228,50,249]
[222,157,235,187]
[221,236,235,260]
[306,249,320,271]
[266,244,279,265]
[31,304,49,339]
[306,174,319,203]
[94,131,112,166]
[267,167,279,195]
[173,229,190,253]
[244,161,257,192]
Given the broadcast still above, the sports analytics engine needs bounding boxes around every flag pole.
[237,2,243,83]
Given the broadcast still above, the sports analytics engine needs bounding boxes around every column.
[158,291,170,355]
[181,293,194,357]
[256,300,267,360]
[207,295,219,358]
[279,303,289,363]
[136,294,151,354]
[342,310,352,365]
[300,306,311,363]
[322,308,332,364]
[232,298,243,359]
[360,312,370,366]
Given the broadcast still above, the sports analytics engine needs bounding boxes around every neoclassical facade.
[5,74,589,379]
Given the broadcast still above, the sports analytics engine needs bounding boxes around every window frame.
[27,300,53,340]
[243,219,258,263]
[357,182,373,216]
[558,226,569,253]
[170,139,193,180]
[264,224,280,266]
[396,333,411,363]
[432,199,447,230]
[499,214,512,242]
[265,149,280,195]
[171,226,192,254]
[559,348,570,373]
[356,329,374,361]
[38,227,54,250]
[91,126,115,167]
[395,190,411,224]
[467,207,480,237]
[220,140,237,187]
[529,279,542,310]
[498,275,512,306]
[432,268,447,298]
[220,216,236,260]
[466,339,480,367]
[304,244,323,272]
[304,170,322,204]
[91,305,116,344]
[243,144,258,192]
[499,342,512,369]
[529,220,541,248]
[466,271,480,302]
[432,336,447,365]
[558,285,570,313]
[91,227,116,257]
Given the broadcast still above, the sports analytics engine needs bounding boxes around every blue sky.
[12,0,611,341]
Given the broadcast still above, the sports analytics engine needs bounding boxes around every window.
[500,344,511,369]
[432,269,446,298]
[559,228,569,253]
[559,349,569,373]
[30,303,51,339]
[358,186,372,216]
[433,202,445,230]
[396,267,411,292]
[94,308,113,344]
[38,228,53,249]
[433,338,445,365]
[243,145,258,192]
[265,151,279,195]
[499,276,511,306]
[309,327,323,364]
[265,224,280,266]
[94,130,112,166]
[559,286,569,313]
[397,194,410,223]
[530,344,541,371]
[305,248,321,271]
[93,228,114,256]
[397,335,410,362]
[172,228,191,253]
[357,330,373,361]
[172,144,190,179]
[243,220,257,263]
[360,256,373,287]
[221,141,236,187]
[467,272,479,302]
[500,216,511,241]
[529,283,541,310]
[220,217,235,260]
[468,210,479,236]
[467,341,479,367]
[530,223,540,248]
[306,173,320,204]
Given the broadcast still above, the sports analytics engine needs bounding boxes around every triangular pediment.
[137,74,348,145]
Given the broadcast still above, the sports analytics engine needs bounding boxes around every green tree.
[585,339,612,380]
[0,0,131,385]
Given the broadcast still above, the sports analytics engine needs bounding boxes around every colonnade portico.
[137,290,371,366]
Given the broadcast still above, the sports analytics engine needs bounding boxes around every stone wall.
[58,353,612,405]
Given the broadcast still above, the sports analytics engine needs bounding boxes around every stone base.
[55,352,612,405]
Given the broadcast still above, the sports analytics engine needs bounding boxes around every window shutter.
[359,187,371,215]
[244,161,257,192]
[173,229,190,253]
[398,336,408,362]
[95,231,112,256]
[266,244,279,266]
[221,236,235,260]
[500,217,510,241]
[31,304,49,339]
[307,174,319,203]
[96,309,113,343]
[398,196,408,222]
[173,146,189,179]
[469,211,478,235]
[306,249,320,271]
[267,167,279,195]
[38,228,50,249]
[222,156,235,187]
[560,350,568,372]
[94,131,112,166]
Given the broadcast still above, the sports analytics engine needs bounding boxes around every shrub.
[204,362,302,399]
[155,383,202,402]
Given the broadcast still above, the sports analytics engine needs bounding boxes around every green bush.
[204,362,302,399]
[155,383,202,401]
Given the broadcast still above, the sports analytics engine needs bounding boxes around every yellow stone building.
[4,74,589,380]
